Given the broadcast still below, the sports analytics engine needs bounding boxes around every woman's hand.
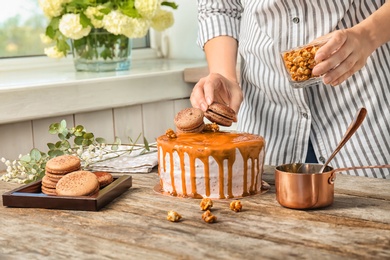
[312,28,376,86]
[190,73,243,120]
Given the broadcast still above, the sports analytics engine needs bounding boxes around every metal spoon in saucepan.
[318,107,368,173]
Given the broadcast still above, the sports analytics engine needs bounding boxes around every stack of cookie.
[41,155,81,195]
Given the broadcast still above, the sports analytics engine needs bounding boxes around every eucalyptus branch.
[0,119,154,184]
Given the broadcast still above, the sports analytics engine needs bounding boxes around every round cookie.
[41,175,58,189]
[45,172,67,181]
[204,102,236,127]
[41,185,57,196]
[174,107,205,133]
[56,170,99,196]
[45,155,81,175]
[93,171,114,188]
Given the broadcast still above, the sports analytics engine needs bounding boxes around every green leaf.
[143,137,150,151]
[60,119,67,129]
[74,136,84,145]
[75,125,84,131]
[55,141,62,148]
[30,149,42,161]
[120,0,141,18]
[133,133,142,144]
[80,12,93,27]
[99,7,111,15]
[74,125,85,137]
[84,132,94,140]
[111,144,119,151]
[49,123,59,134]
[82,139,92,146]
[100,47,112,60]
[62,140,71,149]
[47,143,55,150]
[20,154,31,163]
[46,26,56,39]
[58,133,66,141]
[56,39,70,56]
[95,137,106,144]
[45,18,60,40]
[48,150,64,157]
[161,1,179,9]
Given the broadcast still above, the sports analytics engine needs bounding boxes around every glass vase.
[71,29,132,72]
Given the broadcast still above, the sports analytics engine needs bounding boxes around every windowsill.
[0,49,207,124]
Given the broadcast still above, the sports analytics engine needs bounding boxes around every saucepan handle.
[334,164,390,174]
[328,171,336,184]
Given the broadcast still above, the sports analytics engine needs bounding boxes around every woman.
[191,0,390,178]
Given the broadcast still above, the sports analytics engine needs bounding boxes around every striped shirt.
[197,0,390,178]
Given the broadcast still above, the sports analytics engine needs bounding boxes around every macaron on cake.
[204,102,236,127]
[41,154,81,195]
[174,107,205,133]
[56,171,100,196]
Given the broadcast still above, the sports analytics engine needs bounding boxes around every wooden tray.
[2,175,132,211]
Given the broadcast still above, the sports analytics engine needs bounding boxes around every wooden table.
[1,166,389,259]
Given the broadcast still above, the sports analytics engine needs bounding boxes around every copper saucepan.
[275,163,390,210]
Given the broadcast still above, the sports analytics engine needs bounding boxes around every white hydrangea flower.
[126,18,150,38]
[134,0,159,19]
[1,157,5,163]
[151,9,174,32]
[44,46,65,58]
[39,0,72,18]
[102,11,129,36]
[85,6,106,28]
[40,33,53,44]
[105,14,150,38]
[59,13,91,40]
[102,11,149,38]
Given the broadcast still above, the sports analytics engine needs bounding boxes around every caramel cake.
[157,131,265,199]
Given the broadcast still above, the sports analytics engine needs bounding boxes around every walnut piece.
[203,123,220,132]
[165,128,177,139]
[167,210,182,222]
[202,210,217,223]
[200,198,213,211]
[230,200,243,212]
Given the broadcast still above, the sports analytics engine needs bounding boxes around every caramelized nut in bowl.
[281,39,328,88]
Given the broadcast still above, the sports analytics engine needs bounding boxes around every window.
[0,0,149,59]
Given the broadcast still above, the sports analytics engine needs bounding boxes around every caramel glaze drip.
[157,132,265,199]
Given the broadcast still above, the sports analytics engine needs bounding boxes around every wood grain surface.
[1,166,389,260]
